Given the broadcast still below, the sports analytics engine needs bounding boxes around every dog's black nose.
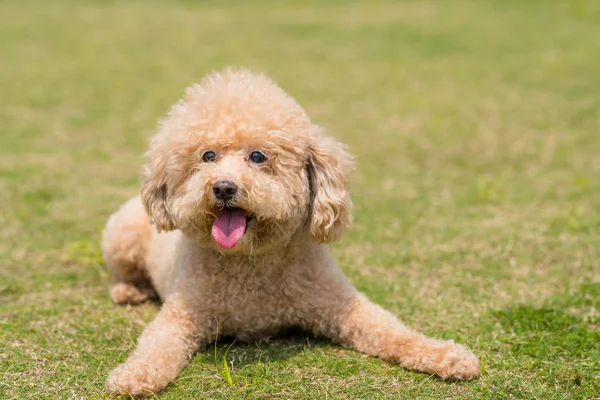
[213,180,238,201]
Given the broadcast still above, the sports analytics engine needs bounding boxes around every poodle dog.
[102,68,480,395]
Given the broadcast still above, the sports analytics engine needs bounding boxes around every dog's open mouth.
[211,207,254,249]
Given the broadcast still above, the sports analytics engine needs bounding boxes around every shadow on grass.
[492,305,599,359]
[483,281,600,398]
[491,281,600,360]
[198,328,333,369]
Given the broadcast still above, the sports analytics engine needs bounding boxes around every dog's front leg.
[106,295,209,395]
[312,292,480,380]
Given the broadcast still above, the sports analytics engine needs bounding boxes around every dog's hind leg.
[102,196,158,304]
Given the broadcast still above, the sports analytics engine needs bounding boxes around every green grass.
[1,0,600,398]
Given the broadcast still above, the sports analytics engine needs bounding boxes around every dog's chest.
[206,264,295,339]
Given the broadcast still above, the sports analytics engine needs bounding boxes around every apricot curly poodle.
[102,68,480,395]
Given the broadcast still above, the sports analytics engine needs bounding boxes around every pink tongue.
[211,208,247,249]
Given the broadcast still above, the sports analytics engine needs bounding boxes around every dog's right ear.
[140,134,176,232]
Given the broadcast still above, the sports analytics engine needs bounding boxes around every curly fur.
[102,68,480,396]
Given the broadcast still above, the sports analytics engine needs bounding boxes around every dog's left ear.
[307,126,353,243]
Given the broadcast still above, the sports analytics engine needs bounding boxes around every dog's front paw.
[106,359,167,396]
[435,342,480,381]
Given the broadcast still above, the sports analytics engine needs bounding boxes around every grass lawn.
[1,0,600,398]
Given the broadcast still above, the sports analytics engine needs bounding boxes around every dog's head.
[141,68,352,253]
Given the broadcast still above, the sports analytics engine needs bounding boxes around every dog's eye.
[249,151,267,164]
[202,151,217,162]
